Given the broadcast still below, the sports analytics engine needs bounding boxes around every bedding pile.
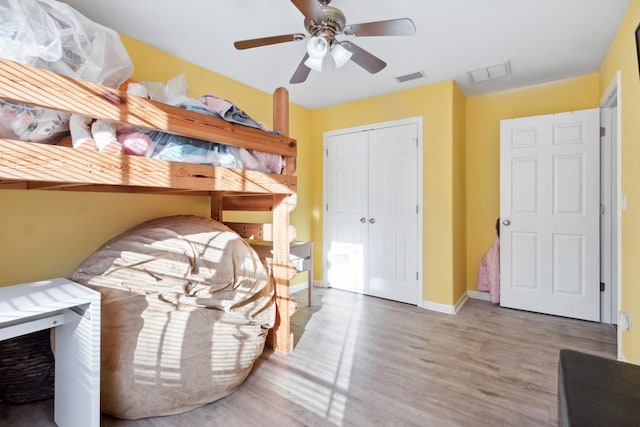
[117,92,284,173]
[0,0,133,143]
[68,215,275,419]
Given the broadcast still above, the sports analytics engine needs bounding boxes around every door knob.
[360,217,366,223]
[502,219,511,226]
[369,218,376,224]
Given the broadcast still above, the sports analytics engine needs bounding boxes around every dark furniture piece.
[558,349,640,426]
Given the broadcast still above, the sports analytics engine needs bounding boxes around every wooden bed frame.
[0,58,298,354]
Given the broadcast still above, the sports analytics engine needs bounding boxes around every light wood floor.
[0,288,616,427]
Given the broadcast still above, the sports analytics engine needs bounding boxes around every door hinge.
[416,205,419,214]
[600,282,605,292]
[601,204,606,215]
[416,272,419,280]
[600,127,606,137]
[326,203,328,212]
[325,149,328,157]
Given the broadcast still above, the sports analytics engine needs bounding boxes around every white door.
[325,131,369,294]
[500,109,600,321]
[367,125,419,303]
[325,122,420,304]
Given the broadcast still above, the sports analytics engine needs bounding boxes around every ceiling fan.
[233,0,416,84]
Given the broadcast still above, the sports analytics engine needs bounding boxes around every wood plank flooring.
[0,288,616,427]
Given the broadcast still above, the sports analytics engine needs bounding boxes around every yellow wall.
[465,74,600,301]
[0,191,211,286]
[600,0,640,363]
[0,36,313,287]
[452,83,467,304]
[312,81,463,306]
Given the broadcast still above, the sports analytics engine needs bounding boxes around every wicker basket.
[0,329,55,403]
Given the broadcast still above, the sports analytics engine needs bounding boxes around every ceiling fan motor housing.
[305,5,346,40]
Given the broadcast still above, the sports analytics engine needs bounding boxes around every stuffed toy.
[69,79,152,155]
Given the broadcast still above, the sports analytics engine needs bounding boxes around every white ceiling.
[60,0,630,109]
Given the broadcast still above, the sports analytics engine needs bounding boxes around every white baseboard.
[290,282,308,294]
[291,280,327,294]
[454,292,468,313]
[618,342,627,362]
[421,292,468,315]
[467,290,491,301]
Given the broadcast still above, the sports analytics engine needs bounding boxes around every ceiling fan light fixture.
[331,42,352,69]
[304,55,325,72]
[305,36,329,71]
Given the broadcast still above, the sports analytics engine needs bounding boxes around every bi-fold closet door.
[324,122,420,305]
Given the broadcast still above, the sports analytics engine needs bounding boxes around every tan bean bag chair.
[68,215,274,419]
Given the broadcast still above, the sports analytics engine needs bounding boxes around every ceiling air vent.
[395,71,426,83]
[467,62,511,83]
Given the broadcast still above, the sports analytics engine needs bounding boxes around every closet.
[323,118,421,304]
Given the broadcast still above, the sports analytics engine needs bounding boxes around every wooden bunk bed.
[0,58,298,354]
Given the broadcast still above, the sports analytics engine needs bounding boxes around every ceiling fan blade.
[342,41,387,74]
[290,0,326,24]
[344,18,416,37]
[290,53,312,84]
[234,33,306,50]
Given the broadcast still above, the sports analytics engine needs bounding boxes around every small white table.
[249,240,314,305]
[0,278,101,427]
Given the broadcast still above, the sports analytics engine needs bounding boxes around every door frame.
[599,72,622,358]
[321,116,424,304]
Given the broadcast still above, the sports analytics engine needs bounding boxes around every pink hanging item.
[477,235,500,304]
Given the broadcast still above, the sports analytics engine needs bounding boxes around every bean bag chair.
[68,215,274,419]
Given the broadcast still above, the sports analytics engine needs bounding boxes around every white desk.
[0,278,101,427]
[249,241,314,306]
